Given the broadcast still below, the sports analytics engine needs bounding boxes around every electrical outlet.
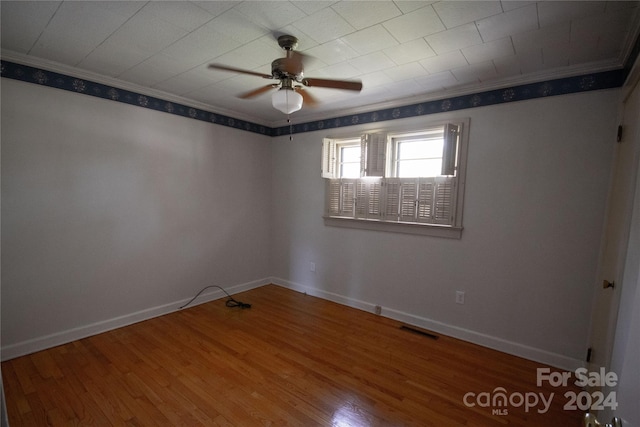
[374,305,382,315]
[310,262,316,273]
[456,291,465,305]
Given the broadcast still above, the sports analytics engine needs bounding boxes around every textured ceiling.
[2,1,639,125]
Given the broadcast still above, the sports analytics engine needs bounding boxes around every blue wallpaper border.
[0,59,631,138]
[0,60,272,136]
[273,69,626,136]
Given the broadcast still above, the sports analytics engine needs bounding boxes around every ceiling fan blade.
[295,87,319,107]
[208,64,273,79]
[239,84,278,99]
[302,77,362,92]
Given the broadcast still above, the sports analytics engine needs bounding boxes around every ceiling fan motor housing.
[272,58,303,80]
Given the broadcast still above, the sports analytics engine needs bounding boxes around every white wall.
[270,90,620,369]
[0,76,622,370]
[1,79,272,357]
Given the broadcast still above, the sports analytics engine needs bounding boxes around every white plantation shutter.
[322,138,337,178]
[355,181,368,218]
[433,177,456,224]
[383,179,401,221]
[360,133,386,177]
[327,180,341,216]
[399,179,418,222]
[326,176,460,228]
[360,135,366,176]
[326,179,360,218]
[355,179,383,219]
[441,124,459,176]
[340,179,356,217]
[416,178,435,222]
[368,180,382,218]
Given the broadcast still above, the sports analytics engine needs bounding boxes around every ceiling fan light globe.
[272,88,303,114]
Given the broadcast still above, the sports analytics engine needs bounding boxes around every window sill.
[323,216,463,239]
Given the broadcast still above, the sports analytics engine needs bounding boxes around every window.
[337,139,361,178]
[395,136,443,177]
[322,119,468,238]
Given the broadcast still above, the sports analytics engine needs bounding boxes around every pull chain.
[288,115,293,141]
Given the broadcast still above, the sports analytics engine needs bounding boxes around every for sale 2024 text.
[538,367,618,412]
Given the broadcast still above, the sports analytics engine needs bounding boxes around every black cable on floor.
[180,285,251,310]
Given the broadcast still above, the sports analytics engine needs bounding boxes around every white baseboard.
[1,278,270,361]
[270,277,585,372]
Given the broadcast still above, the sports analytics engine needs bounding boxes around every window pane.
[397,159,442,178]
[398,139,443,159]
[341,163,360,178]
[341,146,361,163]
[340,145,361,178]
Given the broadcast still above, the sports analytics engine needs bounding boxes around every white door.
[606,163,640,425]
[587,86,638,370]
[589,71,640,424]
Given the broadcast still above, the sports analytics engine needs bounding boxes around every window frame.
[322,118,469,239]
[388,129,446,178]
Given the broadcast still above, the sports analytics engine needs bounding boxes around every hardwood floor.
[2,284,583,426]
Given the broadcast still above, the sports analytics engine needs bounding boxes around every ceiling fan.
[208,35,363,115]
